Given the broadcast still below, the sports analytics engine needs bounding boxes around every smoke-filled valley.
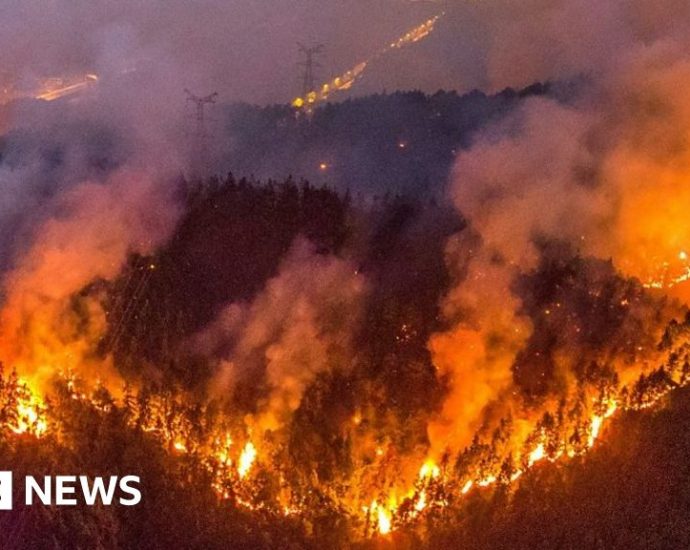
[4,0,690,548]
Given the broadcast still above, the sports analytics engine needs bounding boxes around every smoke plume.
[197,238,366,434]
[0,170,180,389]
[428,0,690,456]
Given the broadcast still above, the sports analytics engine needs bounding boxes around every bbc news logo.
[0,472,141,510]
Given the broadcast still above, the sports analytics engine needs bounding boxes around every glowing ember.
[642,250,690,289]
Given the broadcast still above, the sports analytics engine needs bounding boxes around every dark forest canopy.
[104,174,459,425]
[212,83,553,196]
[0,83,554,201]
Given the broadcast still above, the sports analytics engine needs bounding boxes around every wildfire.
[213,435,233,464]
[0,288,686,541]
[11,388,47,436]
[292,61,368,109]
[418,459,440,480]
[356,394,629,537]
[527,442,545,467]
[237,441,257,479]
[0,342,683,541]
[587,400,618,448]
[367,500,393,535]
[642,251,690,290]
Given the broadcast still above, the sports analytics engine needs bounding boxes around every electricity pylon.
[297,43,324,98]
[184,88,218,177]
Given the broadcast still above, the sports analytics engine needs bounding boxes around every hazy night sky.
[2,0,443,104]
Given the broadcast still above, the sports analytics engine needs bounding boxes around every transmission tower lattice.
[297,43,324,98]
[185,88,218,176]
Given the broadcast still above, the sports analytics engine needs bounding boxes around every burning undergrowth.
[3,104,690,543]
[0,166,688,544]
[2,1,690,545]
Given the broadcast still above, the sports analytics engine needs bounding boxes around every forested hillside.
[214,84,552,196]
